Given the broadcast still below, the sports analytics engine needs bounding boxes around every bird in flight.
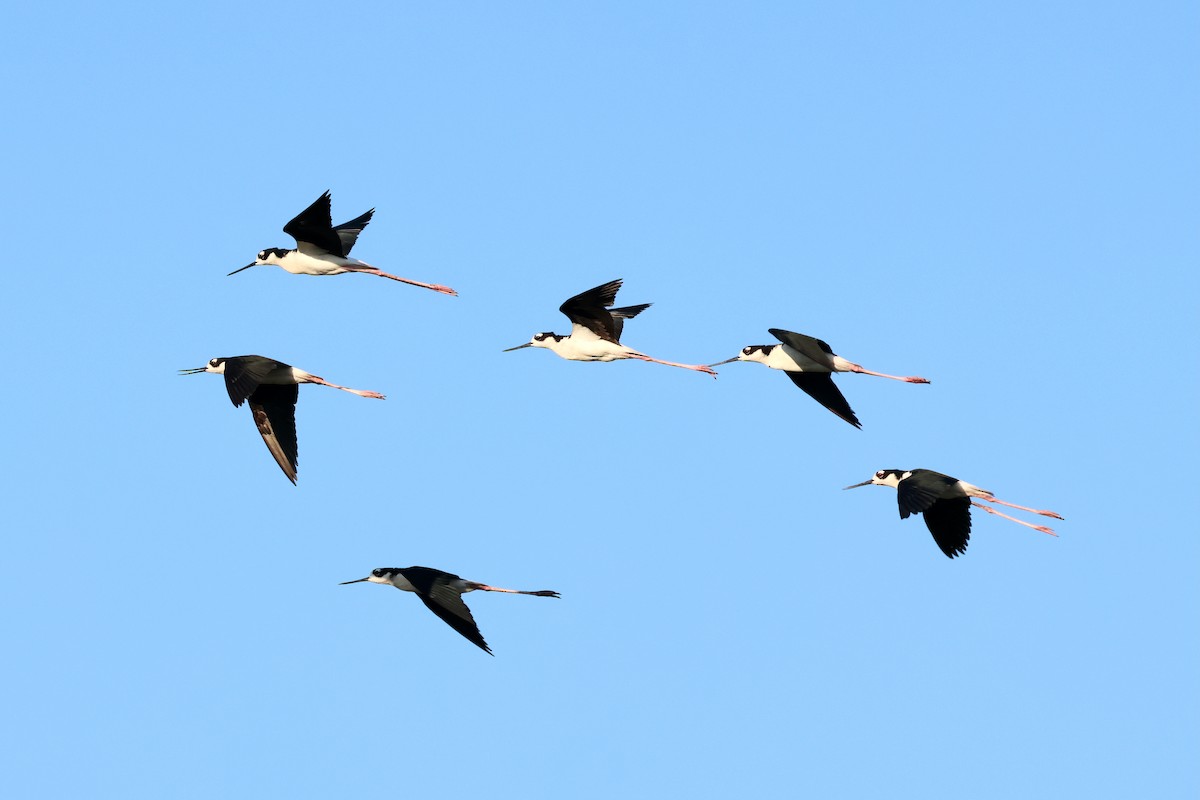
[181,355,384,484]
[340,566,560,654]
[710,328,930,428]
[504,279,717,376]
[844,468,1063,558]
[229,191,457,296]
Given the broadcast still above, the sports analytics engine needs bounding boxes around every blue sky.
[2,2,1197,797]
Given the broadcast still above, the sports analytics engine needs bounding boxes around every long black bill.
[707,356,739,367]
[339,577,370,585]
[843,480,874,490]
[227,263,257,276]
[178,367,207,375]
[502,342,534,352]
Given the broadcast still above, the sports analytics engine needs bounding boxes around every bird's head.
[229,248,290,276]
[340,568,399,586]
[844,469,906,490]
[709,344,775,367]
[179,357,227,376]
[503,332,564,352]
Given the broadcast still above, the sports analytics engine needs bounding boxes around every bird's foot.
[1033,525,1058,536]
[697,365,718,378]
[360,391,386,400]
[905,376,931,384]
[431,284,458,296]
[1038,510,1065,520]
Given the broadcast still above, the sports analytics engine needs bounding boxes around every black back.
[784,372,861,428]
[247,383,300,485]
[768,328,838,368]
[282,191,344,256]
[400,567,492,655]
[895,470,959,519]
[222,356,290,408]
[559,279,625,342]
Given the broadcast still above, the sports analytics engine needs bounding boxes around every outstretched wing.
[559,279,623,342]
[282,191,343,255]
[418,584,492,655]
[921,496,972,559]
[608,303,650,343]
[896,470,959,519]
[333,208,375,256]
[784,372,861,429]
[769,328,838,369]
[223,356,288,408]
[247,383,299,485]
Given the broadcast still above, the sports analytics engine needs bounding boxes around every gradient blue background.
[2,2,1197,797]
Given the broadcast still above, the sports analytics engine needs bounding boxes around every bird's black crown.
[743,345,775,356]
[534,332,565,343]
[259,247,291,259]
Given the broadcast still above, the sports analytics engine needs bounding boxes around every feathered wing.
[418,585,492,655]
[282,191,344,256]
[768,328,838,369]
[247,383,299,484]
[223,356,288,408]
[608,303,651,342]
[559,279,624,342]
[921,496,972,558]
[895,470,958,519]
[333,208,375,256]
[783,372,861,428]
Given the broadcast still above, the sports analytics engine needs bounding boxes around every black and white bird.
[180,355,385,484]
[229,191,457,296]
[503,279,717,376]
[340,566,560,655]
[844,469,1064,558]
[709,328,930,428]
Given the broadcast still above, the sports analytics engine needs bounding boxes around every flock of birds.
[181,191,1064,654]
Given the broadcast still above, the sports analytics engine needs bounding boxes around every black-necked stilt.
[180,355,385,484]
[844,469,1064,558]
[709,328,930,428]
[340,566,560,655]
[228,191,457,296]
[503,279,717,376]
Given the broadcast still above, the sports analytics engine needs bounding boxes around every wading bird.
[709,328,930,428]
[340,566,560,654]
[180,355,384,484]
[504,279,716,376]
[844,468,1063,558]
[229,191,457,295]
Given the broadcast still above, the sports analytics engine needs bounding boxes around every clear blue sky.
[2,2,1196,797]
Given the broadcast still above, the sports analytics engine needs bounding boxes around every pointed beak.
[339,577,370,585]
[843,480,874,490]
[708,356,739,367]
[178,367,207,375]
[503,342,533,352]
[227,263,257,276]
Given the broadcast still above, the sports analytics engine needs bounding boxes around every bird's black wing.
[416,583,492,655]
[921,496,971,559]
[784,372,861,429]
[769,328,838,368]
[895,470,959,519]
[333,208,375,256]
[559,279,623,342]
[608,303,651,343]
[223,356,288,408]
[247,383,299,485]
[282,191,343,255]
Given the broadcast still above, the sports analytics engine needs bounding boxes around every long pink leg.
[631,354,718,378]
[980,496,1064,519]
[305,376,386,400]
[971,502,1058,536]
[847,364,930,384]
[471,583,560,598]
[354,268,457,296]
